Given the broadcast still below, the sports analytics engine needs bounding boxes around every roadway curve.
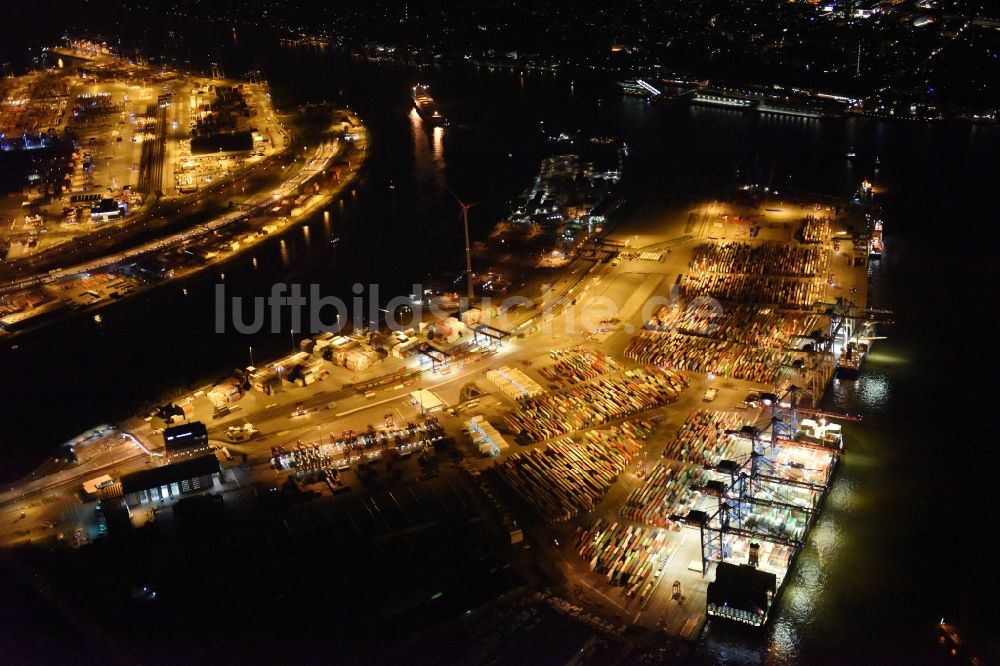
[0,137,348,295]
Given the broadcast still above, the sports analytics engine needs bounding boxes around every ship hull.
[412,84,448,127]
[413,101,447,126]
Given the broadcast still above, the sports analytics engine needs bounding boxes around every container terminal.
[0,42,367,339]
[0,171,888,651]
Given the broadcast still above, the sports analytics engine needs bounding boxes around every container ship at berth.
[412,84,448,126]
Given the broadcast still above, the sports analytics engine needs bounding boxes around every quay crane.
[814,297,893,355]
[672,386,857,576]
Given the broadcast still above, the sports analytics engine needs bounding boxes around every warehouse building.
[120,454,220,507]
[163,421,210,460]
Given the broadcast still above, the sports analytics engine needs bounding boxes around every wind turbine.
[447,188,485,308]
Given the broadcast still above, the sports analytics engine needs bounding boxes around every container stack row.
[690,241,828,277]
[619,462,706,527]
[646,303,820,350]
[679,273,823,309]
[575,519,672,600]
[580,419,658,459]
[487,366,545,400]
[495,435,634,524]
[661,409,747,468]
[537,348,621,388]
[799,215,832,243]
[503,367,688,443]
[626,331,791,384]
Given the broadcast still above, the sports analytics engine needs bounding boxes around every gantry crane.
[673,390,857,576]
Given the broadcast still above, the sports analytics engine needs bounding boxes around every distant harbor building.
[617,79,663,98]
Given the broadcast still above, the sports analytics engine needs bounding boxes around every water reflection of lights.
[432,126,444,161]
[830,370,890,415]
[825,475,858,512]
[808,519,843,565]
[768,619,801,665]
[279,238,290,268]
[854,373,889,412]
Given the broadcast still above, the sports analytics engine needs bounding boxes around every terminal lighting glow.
[1,8,985,662]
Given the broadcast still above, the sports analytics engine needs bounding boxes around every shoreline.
[1,188,872,480]
[0,111,367,343]
[0,183,888,660]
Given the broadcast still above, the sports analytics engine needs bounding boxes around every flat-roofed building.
[120,454,220,507]
[163,421,209,460]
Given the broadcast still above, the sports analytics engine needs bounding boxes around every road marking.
[578,580,629,614]
[335,394,405,417]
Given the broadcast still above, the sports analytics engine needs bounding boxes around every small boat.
[835,342,864,379]
[869,219,883,259]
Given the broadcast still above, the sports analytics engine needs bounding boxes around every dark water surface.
[1,25,997,663]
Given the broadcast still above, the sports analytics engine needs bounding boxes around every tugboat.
[869,219,883,259]
[836,328,885,380]
[835,342,864,380]
[412,84,448,126]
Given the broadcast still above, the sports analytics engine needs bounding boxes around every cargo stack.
[679,273,823,309]
[344,349,378,371]
[689,241,827,277]
[662,409,747,467]
[537,348,621,388]
[626,332,791,384]
[574,519,673,600]
[486,366,545,400]
[494,431,640,524]
[619,462,706,527]
[502,367,687,444]
[466,416,510,457]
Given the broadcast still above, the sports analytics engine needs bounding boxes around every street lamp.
[552,538,559,580]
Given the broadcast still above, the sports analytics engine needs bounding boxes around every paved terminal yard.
[1,45,286,261]
[1,68,363,336]
[0,187,876,652]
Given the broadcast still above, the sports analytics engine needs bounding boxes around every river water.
[1,26,997,663]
